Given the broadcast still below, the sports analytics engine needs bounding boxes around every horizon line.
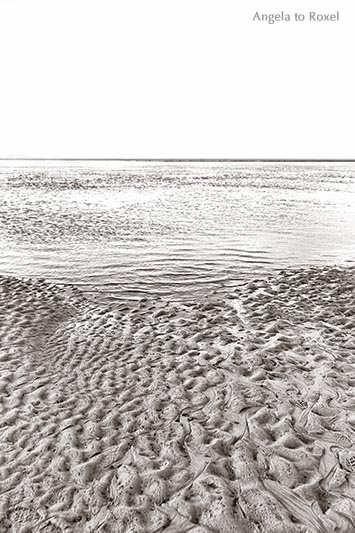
[1,158,355,163]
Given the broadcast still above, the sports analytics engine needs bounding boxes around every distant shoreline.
[1,158,355,163]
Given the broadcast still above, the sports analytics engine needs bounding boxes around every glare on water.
[0,161,354,301]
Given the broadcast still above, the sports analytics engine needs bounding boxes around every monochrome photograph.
[1,160,355,532]
[1,0,355,531]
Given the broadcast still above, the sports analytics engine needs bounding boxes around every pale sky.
[0,0,354,159]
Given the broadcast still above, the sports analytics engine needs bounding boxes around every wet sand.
[1,266,355,532]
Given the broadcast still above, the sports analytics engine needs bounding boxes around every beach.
[1,266,355,532]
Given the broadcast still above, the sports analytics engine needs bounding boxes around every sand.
[1,266,355,532]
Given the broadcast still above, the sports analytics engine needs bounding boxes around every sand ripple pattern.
[1,267,355,532]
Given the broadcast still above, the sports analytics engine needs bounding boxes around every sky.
[0,0,354,159]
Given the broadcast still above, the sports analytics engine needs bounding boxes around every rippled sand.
[1,266,355,532]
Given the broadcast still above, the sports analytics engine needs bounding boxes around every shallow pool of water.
[0,161,354,301]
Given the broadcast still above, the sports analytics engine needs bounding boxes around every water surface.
[0,161,354,301]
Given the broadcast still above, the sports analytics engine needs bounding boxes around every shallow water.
[0,161,354,301]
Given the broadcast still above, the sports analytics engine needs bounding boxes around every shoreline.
[1,266,355,532]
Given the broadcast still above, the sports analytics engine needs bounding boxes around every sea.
[0,161,354,302]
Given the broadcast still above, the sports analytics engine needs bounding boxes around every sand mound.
[1,267,355,532]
